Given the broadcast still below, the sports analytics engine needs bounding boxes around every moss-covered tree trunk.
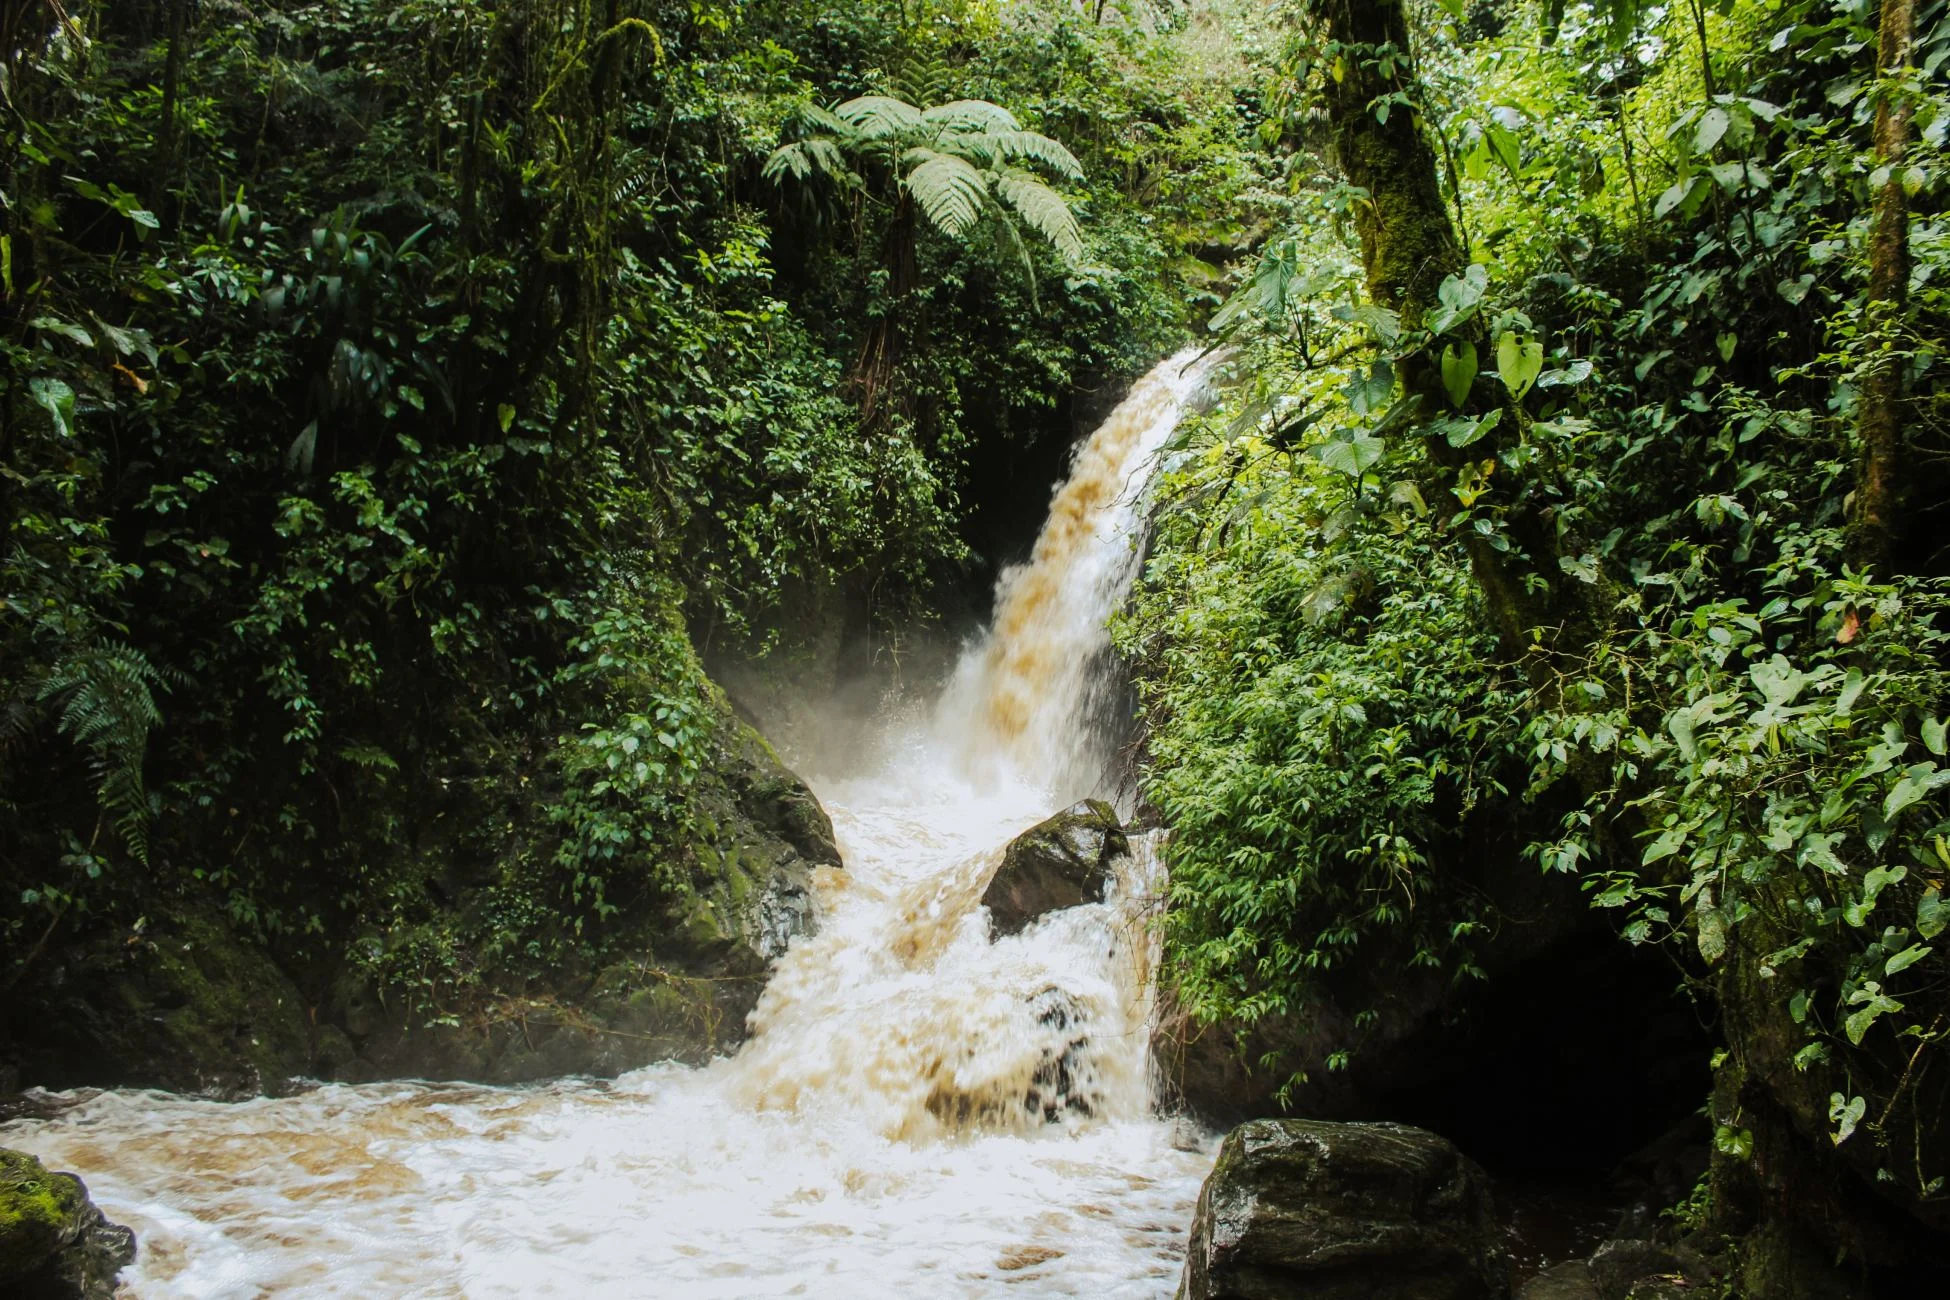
[1304,0,1589,673]
[1849,0,1916,573]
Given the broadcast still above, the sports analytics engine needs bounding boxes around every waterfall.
[0,350,1221,1300]
[942,348,1216,800]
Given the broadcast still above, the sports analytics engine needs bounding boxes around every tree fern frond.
[920,99,1020,132]
[993,168,1083,262]
[836,95,923,139]
[905,152,991,240]
[797,103,852,137]
[762,141,814,182]
[959,130,1084,180]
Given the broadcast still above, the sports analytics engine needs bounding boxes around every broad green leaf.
[1921,715,1948,756]
[1829,1092,1866,1143]
[1885,944,1932,977]
[1844,984,1902,1044]
[1427,264,1488,335]
[1846,864,1907,927]
[1444,409,1500,449]
[27,376,76,438]
[1695,107,1731,153]
[1535,359,1591,388]
[1696,896,1727,963]
[1885,762,1950,819]
[1496,331,1544,398]
[1440,340,1478,408]
[1917,887,1946,941]
[1313,435,1385,479]
[30,315,94,347]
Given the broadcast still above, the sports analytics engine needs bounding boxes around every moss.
[0,1148,83,1280]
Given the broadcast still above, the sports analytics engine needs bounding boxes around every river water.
[3,350,1220,1299]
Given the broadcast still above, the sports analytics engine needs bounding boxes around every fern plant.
[36,640,182,865]
[765,95,1084,261]
[764,94,1085,420]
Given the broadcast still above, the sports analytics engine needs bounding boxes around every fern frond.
[37,640,181,865]
[797,103,852,137]
[921,99,1020,132]
[903,151,991,240]
[958,130,1083,181]
[763,142,813,182]
[993,168,1083,262]
[836,95,923,140]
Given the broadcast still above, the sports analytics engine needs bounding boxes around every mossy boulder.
[982,799,1127,937]
[0,903,311,1095]
[1177,1119,1506,1300]
[0,1148,135,1299]
[328,702,840,1082]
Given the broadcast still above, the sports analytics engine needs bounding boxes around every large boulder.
[0,1148,135,1300]
[1178,1119,1507,1300]
[332,705,841,1082]
[982,799,1128,937]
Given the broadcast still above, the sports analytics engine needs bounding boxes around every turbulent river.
[3,350,1221,1299]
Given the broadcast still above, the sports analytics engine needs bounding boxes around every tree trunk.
[1305,0,1588,668]
[1849,0,1916,573]
[154,0,189,224]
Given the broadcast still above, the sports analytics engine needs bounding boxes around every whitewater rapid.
[1,349,1220,1299]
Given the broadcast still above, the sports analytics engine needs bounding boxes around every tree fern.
[765,93,1086,279]
[903,150,989,238]
[36,641,182,865]
[993,168,1083,263]
[960,130,1083,181]
[835,95,923,139]
[920,100,1020,132]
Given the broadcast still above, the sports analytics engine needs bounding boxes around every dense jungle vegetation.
[0,0,1253,1054]
[4,0,1949,1294]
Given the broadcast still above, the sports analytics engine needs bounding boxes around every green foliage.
[33,642,182,865]
[0,0,1267,1007]
[1125,0,1950,1207]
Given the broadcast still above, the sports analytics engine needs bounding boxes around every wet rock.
[0,903,312,1097]
[332,704,841,1083]
[1023,987,1097,1123]
[1518,1262,1601,1300]
[0,1147,136,1299]
[982,799,1127,937]
[1177,1119,1506,1300]
[1587,1240,1686,1300]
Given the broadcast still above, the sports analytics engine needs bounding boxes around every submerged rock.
[1177,1119,1506,1300]
[982,799,1128,937]
[0,1147,135,1300]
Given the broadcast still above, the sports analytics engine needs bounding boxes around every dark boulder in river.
[1177,1119,1506,1300]
[982,799,1128,937]
[0,1147,136,1300]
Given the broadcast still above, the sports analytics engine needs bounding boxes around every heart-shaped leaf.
[1496,331,1544,399]
[1440,340,1478,407]
[1314,434,1386,479]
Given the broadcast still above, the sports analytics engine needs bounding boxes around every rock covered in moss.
[1177,1119,1506,1300]
[982,799,1128,937]
[1,903,312,1096]
[330,701,842,1082]
[0,1148,135,1299]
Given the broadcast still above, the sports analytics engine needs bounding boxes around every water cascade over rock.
[0,349,1220,1299]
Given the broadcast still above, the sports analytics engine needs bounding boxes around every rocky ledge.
[0,1147,135,1300]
